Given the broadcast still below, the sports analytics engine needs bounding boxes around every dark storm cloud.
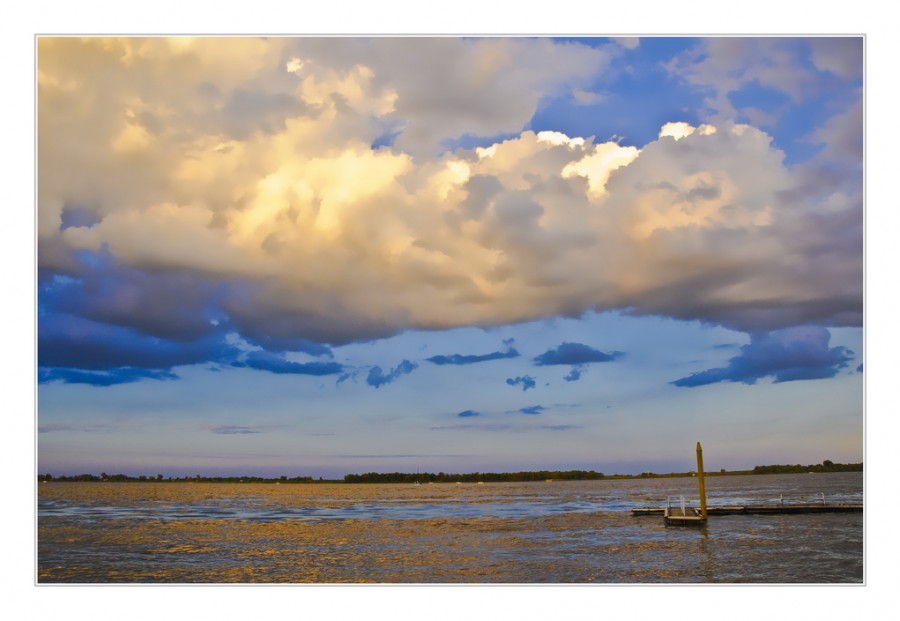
[672,326,854,387]
[38,312,239,371]
[221,284,405,347]
[533,342,622,366]
[367,360,418,388]
[40,261,223,343]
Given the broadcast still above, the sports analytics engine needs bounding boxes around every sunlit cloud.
[38,38,861,386]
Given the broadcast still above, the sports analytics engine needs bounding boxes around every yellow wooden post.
[696,441,707,519]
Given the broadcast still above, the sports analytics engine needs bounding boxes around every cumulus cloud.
[37,38,862,381]
[457,410,480,418]
[809,38,863,81]
[367,360,418,388]
[612,37,640,50]
[506,376,536,391]
[664,38,859,118]
[672,326,854,387]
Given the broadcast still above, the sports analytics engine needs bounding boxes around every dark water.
[37,472,863,583]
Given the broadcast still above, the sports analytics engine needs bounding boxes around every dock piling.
[696,442,707,520]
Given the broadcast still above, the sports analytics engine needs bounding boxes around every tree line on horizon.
[342,469,606,484]
[37,473,317,483]
[750,460,862,475]
[37,461,862,483]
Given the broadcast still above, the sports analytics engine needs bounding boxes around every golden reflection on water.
[38,481,863,583]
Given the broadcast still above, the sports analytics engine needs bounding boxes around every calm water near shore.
[38,472,863,583]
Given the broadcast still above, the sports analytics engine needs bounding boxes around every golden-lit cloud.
[38,37,862,347]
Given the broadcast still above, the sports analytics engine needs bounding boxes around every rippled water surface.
[38,472,863,583]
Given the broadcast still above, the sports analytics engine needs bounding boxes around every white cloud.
[281,38,613,155]
[664,38,859,122]
[612,37,640,50]
[809,38,863,81]
[571,89,607,106]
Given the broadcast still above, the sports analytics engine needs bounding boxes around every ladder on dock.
[664,495,706,527]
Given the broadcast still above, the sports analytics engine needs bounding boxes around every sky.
[36,36,864,479]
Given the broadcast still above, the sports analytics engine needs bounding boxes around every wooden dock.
[638,445,862,526]
[634,503,863,518]
[663,505,706,526]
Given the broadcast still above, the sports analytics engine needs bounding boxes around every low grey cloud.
[427,348,519,366]
[430,424,513,432]
[367,360,418,388]
[211,425,261,435]
[517,405,546,415]
[506,376,536,391]
[38,424,74,433]
[38,366,179,386]
[672,326,853,387]
[533,342,621,366]
[232,350,344,376]
[564,366,585,382]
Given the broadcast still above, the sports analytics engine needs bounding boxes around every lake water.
[37,472,863,583]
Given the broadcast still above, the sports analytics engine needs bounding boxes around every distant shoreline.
[37,461,862,484]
